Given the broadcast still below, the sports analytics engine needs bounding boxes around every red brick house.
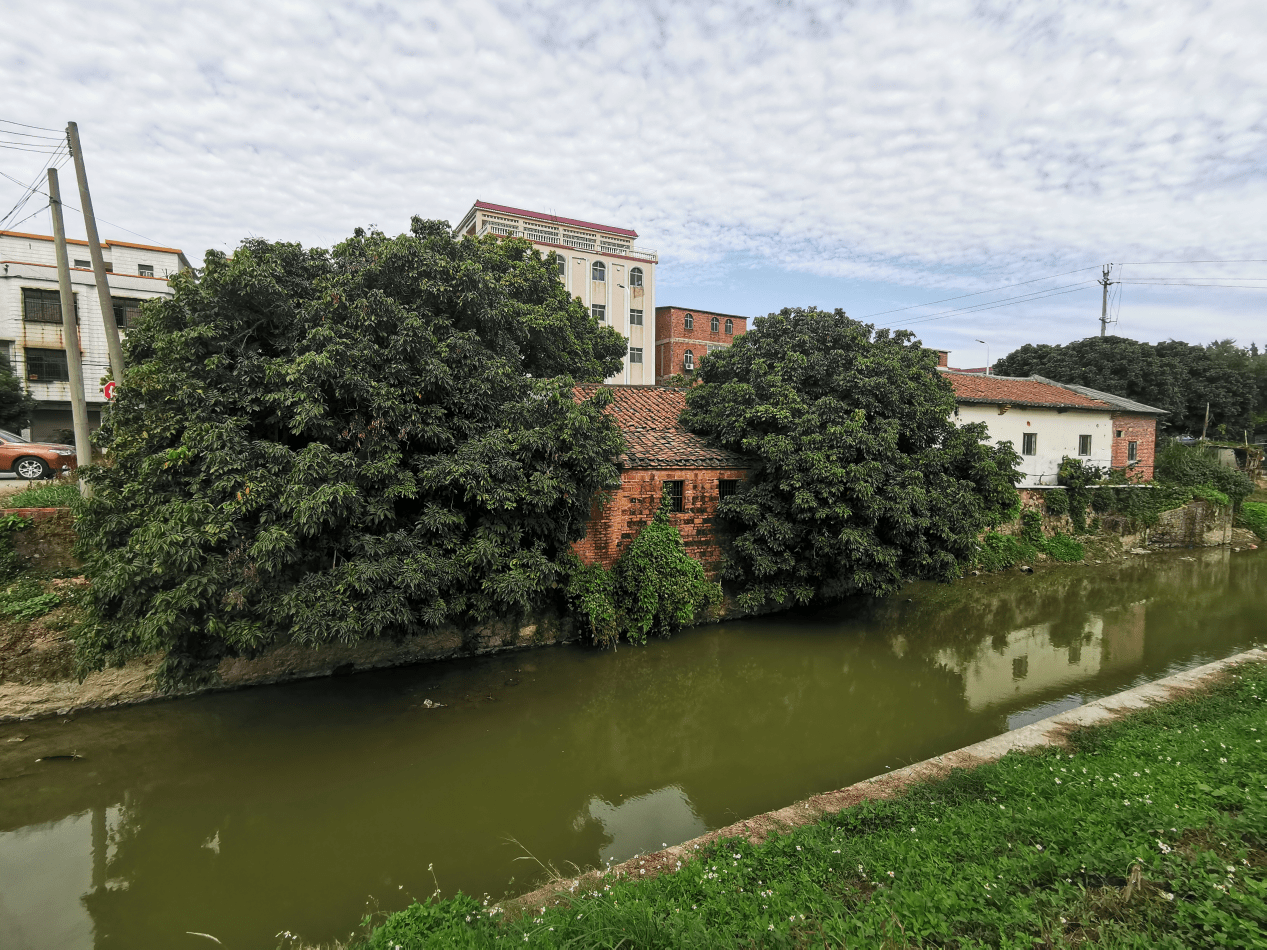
[571,385,749,577]
[654,306,748,383]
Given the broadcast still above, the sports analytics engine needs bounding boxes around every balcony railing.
[475,223,657,262]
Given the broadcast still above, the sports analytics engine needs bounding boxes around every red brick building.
[571,385,749,577]
[654,306,748,383]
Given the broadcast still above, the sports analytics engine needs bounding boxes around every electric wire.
[0,118,61,133]
[0,142,67,231]
[888,281,1097,326]
[857,265,1102,319]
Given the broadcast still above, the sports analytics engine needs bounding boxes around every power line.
[0,118,61,133]
[0,129,64,141]
[858,265,1102,319]
[1117,259,1267,265]
[890,281,1097,327]
[1117,281,1267,290]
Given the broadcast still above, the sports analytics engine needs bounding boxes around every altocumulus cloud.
[2,0,1265,346]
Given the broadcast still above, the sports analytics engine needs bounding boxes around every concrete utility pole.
[46,168,93,492]
[66,121,126,387]
[1099,264,1116,338]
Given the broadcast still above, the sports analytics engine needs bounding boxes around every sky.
[2,0,1265,369]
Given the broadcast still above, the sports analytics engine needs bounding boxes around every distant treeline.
[994,336,1267,439]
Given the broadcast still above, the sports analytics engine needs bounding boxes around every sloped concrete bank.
[514,646,1267,912]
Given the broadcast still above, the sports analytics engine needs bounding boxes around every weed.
[5,482,80,509]
[1240,502,1267,540]
[0,578,61,621]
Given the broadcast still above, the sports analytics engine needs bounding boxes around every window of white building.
[591,261,606,281]
[630,347,643,363]
[1022,433,1037,455]
[592,304,606,322]
[629,309,643,326]
[1078,435,1092,456]
[629,267,643,287]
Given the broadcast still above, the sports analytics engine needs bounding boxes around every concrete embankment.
[514,646,1267,911]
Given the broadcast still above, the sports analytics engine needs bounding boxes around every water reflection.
[577,786,707,864]
[0,548,1262,949]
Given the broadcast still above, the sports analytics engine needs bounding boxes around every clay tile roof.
[573,385,751,469]
[1032,378,1168,415]
[945,372,1114,410]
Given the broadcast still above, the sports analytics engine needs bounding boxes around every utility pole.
[1201,402,1211,441]
[1099,264,1116,338]
[66,121,126,387]
[46,168,93,493]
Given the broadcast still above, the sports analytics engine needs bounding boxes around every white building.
[0,229,190,440]
[943,371,1166,485]
[453,201,657,385]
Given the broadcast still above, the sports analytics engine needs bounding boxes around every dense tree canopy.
[76,220,627,686]
[993,336,1267,438]
[681,308,1022,610]
[0,362,37,433]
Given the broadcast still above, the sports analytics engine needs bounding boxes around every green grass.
[355,665,1267,949]
[974,530,1084,571]
[0,578,61,621]
[1241,502,1267,541]
[4,481,79,509]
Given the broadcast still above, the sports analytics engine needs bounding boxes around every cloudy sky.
[2,0,1265,367]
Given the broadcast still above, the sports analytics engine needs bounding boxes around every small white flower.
[887,870,895,878]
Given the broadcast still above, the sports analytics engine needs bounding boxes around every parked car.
[0,429,77,479]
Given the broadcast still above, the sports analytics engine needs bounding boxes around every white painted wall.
[956,403,1115,485]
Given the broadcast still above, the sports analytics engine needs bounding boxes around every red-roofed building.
[453,201,657,385]
[944,371,1165,484]
[571,385,748,575]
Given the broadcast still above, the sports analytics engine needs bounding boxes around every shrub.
[1090,487,1115,513]
[1155,440,1254,508]
[1057,457,1103,533]
[0,578,60,621]
[1240,502,1267,540]
[974,532,1035,572]
[563,557,618,648]
[1019,508,1043,544]
[1044,488,1069,515]
[1040,533,1085,562]
[1190,485,1231,507]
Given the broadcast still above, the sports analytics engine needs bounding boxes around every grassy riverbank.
[355,664,1267,949]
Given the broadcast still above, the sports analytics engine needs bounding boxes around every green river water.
[1,548,1264,949]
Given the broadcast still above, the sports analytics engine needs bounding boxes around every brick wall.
[653,307,748,382]
[572,465,749,577]
[1110,413,1158,480]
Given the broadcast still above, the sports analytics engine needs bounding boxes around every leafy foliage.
[74,222,628,688]
[0,513,28,582]
[680,308,1022,610]
[0,359,37,433]
[1057,457,1104,532]
[1240,502,1267,540]
[6,481,80,508]
[994,335,1267,438]
[0,578,60,621]
[565,492,721,647]
[1044,487,1069,515]
[1154,439,1254,508]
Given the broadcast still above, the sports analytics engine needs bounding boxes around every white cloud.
[1,0,1264,350]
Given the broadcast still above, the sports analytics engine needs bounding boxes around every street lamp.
[975,339,990,376]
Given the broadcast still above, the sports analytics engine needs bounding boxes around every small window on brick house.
[1022,432,1037,456]
[1078,435,1092,456]
[663,480,684,512]
[710,316,719,332]
[683,312,694,329]
[718,479,737,499]
[683,350,694,371]
[1115,429,1123,439]
[725,318,733,334]
[1128,441,1138,462]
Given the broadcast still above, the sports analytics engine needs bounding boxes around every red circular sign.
[104,381,117,400]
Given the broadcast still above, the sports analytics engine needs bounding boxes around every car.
[0,429,78,480]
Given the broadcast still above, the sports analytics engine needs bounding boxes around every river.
[1,548,1264,949]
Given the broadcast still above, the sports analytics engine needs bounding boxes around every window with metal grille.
[138,264,154,277]
[591,261,605,281]
[22,288,75,325]
[629,308,643,326]
[629,267,643,287]
[663,480,684,512]
[1128,441,1138,462]
[710,316,719,332]
[112,297,143,329]
[629,347,643,363]
[683,350,694,371]
[1078,435,1092,456]
[25,347,70,382]
[683,313,694,329]
[718,479,737,499]
[1022,433,1037,455]
[0,342,12,372]
[592,304,606,322]
[725,318,733,334]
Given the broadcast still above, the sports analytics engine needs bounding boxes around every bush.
[1044,488,1069,515]
[1190,485,1231,507]
[1090,487,1115,513]
[1155,440,1254,508]
[0,578,60,621]
[565,492,721,646]
[1240,502,1267,540]
[1057,457,1103,533]
[974,532,1035,572]
[1040,533,1085,562]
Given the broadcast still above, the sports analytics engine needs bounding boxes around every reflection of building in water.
[575,785,706,864]
[937,604,1146,711]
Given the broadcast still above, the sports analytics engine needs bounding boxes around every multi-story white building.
[453,201,657,385]
[0,229,190,440]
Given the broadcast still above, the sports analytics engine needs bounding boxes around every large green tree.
[75,220,628,686]
[681,308,1022,610]
[0,361,37,433]
[993,335,1262,437]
